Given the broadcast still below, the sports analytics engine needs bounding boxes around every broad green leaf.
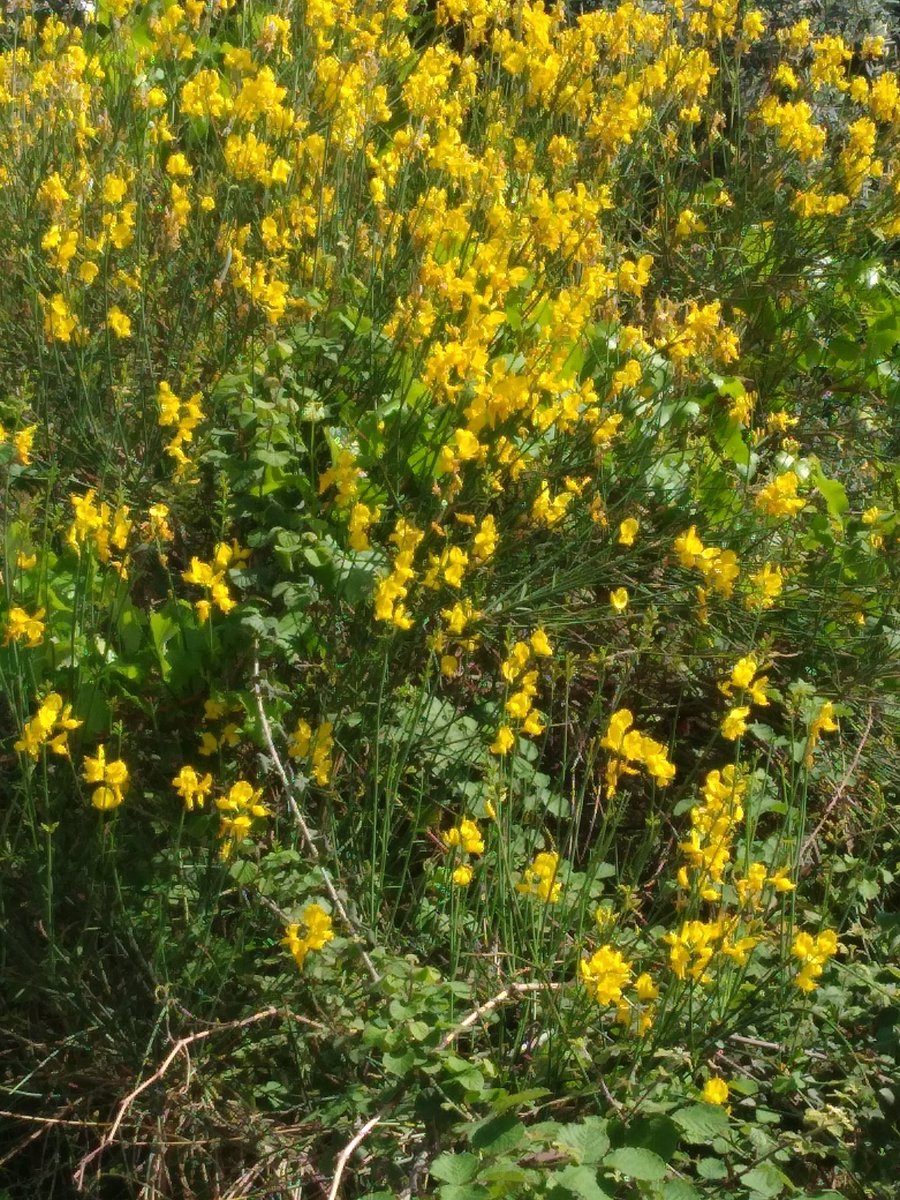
[672,1104,731,1143]
[657,1181,701,1200]
[604,1146,667,1181]
[554,1118,610,1165]
[740,1163,788,1198]
[696,1156,728,1180]
[487,1088,550,1113]
[470,1113,526,1155]
[626,1114,679,1162]
[813,465,849,519]
[438,1185,488,1200]
[548,1164,612,1200]
[429,1152,478,1185]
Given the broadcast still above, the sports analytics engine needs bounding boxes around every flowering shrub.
[1,1,899,1197]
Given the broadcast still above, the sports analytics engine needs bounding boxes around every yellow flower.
[634,972,659,1002]
[172,765,213,811]
[445,817,484,856]
[107,306,132,338]
[83,745,130,806]
[4,606,46,648]
[530,627,553,657]
[166,152,193,178]
[610,587,629,612]
[702,1077,730,1106]
[516,850,562,904]
[92,786,123,811]
[13,425,37,466]
[490,724,516,755]
[805,700,838,764]
[580,945,633,1006]
[618,517,639,546]
[282,903,334,969]
[721,706,750,741]
[452,864,474,886]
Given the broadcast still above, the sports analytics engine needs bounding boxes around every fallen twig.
[73,1007,282,1190]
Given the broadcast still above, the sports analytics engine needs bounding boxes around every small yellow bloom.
[702,1077,730,1105]
[618,517,639,546]
[530,627,553,657]
[610,587,629,612]
[490,725,515,755]
[721,706,751,741]
[83,745,130,807]
[452,863,473,886]
[282,903,334,969]
[166,152,193,178]
[445,818,485,856]
[4,606,46,648]
[107,306,132,338]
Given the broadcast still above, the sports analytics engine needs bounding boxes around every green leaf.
[429,1152,479,1185]
[740,1163,788,1197]
[554,1118,610,1165]
[487,1087,550,1113]
[672,1104,731,1144]
[626,1115,679,1162]
[696,1156,728,1180]
[813,466,849,519]
[470,1113,526,1155]
[658,1182,702,1200]
[438,1185,488,1200]
[548,1164,612,1200]
[603,1146,667,1181]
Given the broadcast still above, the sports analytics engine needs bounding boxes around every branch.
[74,1007,283,1190]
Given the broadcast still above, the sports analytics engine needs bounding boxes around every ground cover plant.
[1,0,900,1197]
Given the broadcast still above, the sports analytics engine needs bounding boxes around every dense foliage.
[1,1,899,1197]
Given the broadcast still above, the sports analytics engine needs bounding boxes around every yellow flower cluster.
[445,817,485,886]
[171,765,213,811]
[673,526,740,604]
[182,540,250,623]
[157,382,205,474]
[15,692,82,759]
[319,448,363,508]
[678,765,747,901]
[287,718,334,786]
[600,708,676,797]
[282,903,335,970]
[719,654,769,742]
[516,849,563,904]
[83,745,130,810]
[4,606,45,649]
[216,780,270,859]
[490,627,553,754]
[67,490,133,575]
[755,470,805,518]
[373,518,424,630]
[792,929,839,992]
[664,916,760,983]
[0,422,37,466]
